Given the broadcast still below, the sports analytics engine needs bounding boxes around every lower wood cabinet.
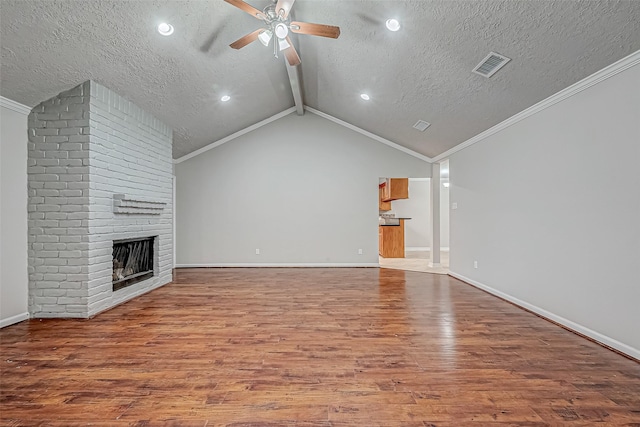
[379,219,405,258]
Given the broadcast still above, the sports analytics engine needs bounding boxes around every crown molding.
[174,107,297,164]
[0,96,31,115]
[432,49,640,163]
[304,106,432,163]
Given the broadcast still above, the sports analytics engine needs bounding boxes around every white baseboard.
[449,271,640,361]
[175,263,380,268]
[0,312,29,328]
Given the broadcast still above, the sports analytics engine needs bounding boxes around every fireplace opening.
[112,236,156,291]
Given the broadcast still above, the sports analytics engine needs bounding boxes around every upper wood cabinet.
[381,178,409,202]
[379,185,391,211]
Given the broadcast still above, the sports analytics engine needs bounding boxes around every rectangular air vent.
[472,52,511,78]
[413,120,431,132]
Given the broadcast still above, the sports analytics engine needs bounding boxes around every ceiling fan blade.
[229,29,263,49]
[275,0,295,19]
[224,0,266,20]
[290,21,340,39]
[283,36,301,66]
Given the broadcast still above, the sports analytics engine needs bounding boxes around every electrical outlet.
[358,249,363,255]
[474,260,478,269]
[255,249,260,255]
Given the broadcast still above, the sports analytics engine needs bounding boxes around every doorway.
[378,177,449,274]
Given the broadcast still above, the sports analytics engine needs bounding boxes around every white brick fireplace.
[27,81,173,318]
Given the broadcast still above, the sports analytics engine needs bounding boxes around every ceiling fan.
[224,0,340,66]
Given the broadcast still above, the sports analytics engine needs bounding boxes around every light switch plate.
[452,202,458,210]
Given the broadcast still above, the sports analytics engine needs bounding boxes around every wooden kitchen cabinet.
[379,185,391,211]
[381,178,409,202]
[379,219,405,258]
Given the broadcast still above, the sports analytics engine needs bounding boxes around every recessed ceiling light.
[360,94,370,101]
[220,95,231,102]
[157,23,174,36]
[385,19,401,32]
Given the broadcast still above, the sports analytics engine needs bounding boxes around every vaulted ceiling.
[2,1,640,159]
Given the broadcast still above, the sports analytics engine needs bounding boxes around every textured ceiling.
[2,1,640,159]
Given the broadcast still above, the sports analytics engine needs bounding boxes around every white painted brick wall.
[28,82,91,317]
[86,81,172,316]
[27,81,173,318]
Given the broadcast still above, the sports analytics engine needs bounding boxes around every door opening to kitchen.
[378,176,449,274]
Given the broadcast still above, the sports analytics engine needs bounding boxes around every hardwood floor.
[1,268,639,426]
[379,250,449,274]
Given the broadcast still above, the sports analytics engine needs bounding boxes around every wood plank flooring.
[1,268,639,426]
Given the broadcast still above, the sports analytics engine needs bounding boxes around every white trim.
[428,262,441,268]
[432,49,640,163]
[409,178,430,182]
[0,96,31,115]
[0,312,29,328]
[449,271,640,361]
[304,106,432,163]
[175,263,379,268]
[173,107,297,163]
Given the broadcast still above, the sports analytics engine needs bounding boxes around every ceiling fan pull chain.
[273,37,278,58]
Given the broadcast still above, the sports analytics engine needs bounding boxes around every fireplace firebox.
[112,236,156,291]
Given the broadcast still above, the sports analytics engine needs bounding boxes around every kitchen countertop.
[379,217,411,226]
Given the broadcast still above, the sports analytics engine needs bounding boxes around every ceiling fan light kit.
[224,0,341,66]
[274,23,288,39]
[278,37,290,51]
[258,30,272,46]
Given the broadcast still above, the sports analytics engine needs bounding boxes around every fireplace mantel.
[113,194,167,215]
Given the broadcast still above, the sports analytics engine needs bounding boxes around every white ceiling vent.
[413,120,431,132]
[472,52,511,78]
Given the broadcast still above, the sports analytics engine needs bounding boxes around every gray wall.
[449,60,640,358]
[389,179,430,249]
[440,181,450,249]
[175,112,430,265]
[0,101,29,327]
